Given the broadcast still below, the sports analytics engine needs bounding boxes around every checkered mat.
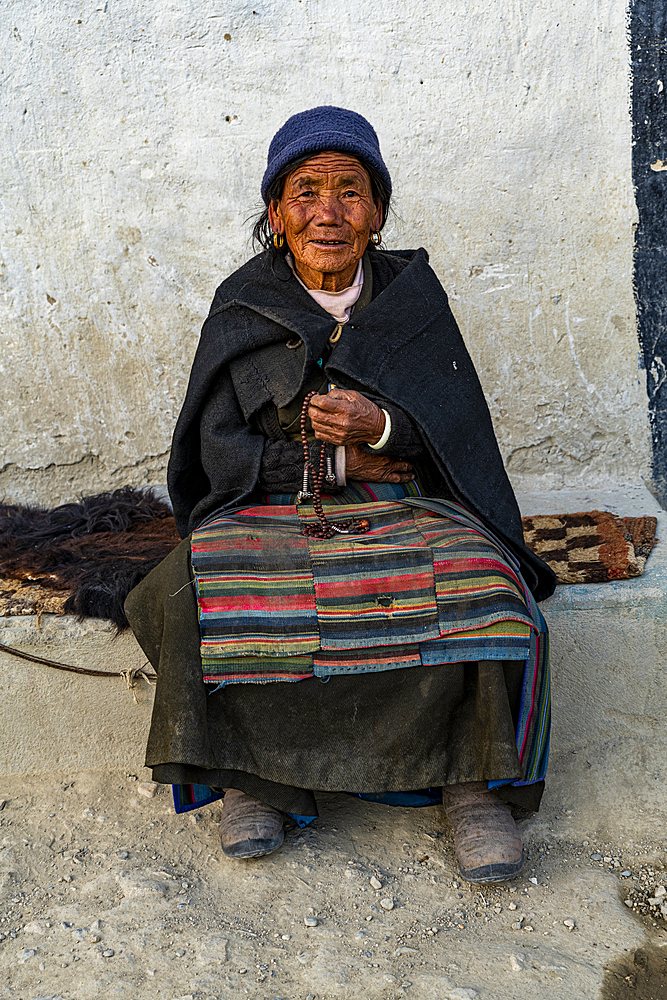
[521,511,658,584]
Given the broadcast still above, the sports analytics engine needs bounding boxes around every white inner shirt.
[287,255,364,323]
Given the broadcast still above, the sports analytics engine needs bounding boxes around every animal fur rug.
[0,487,179,627]
[0,488,658,627]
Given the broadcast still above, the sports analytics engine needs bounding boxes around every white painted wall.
[0,0,649,505]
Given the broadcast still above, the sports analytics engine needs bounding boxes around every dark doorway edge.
[631,0,667,506]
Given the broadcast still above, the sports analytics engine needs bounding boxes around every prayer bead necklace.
[297,390,370,539]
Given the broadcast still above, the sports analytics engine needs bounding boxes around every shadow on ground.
[602,946,667,999]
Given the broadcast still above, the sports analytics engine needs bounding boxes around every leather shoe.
[442,781,524,884]
[219,788,284,859]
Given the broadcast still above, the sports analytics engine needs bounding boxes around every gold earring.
[370,231,382,246]
[273,233,285,249]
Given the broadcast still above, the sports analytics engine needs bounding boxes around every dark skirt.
[125,537,543,817]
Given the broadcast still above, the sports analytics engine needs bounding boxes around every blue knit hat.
[261,105,391,204]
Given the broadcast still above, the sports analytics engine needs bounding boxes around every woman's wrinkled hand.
[308,388,385,446]
[345,444,414,483]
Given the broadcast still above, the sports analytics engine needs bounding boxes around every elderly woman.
[125,106,555,886]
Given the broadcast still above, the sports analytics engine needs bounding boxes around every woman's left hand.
[308,389,385,446]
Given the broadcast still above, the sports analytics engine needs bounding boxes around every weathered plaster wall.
[0,0,650,505]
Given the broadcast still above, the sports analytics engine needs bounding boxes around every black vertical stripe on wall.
[631,0,667,504]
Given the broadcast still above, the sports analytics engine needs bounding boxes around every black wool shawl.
[167,248,556,602]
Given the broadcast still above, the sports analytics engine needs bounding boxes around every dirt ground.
[1,771,666,1000]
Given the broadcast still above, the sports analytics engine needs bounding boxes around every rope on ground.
[0,641,157,702]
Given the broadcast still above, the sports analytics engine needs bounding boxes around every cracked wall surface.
[0,0,650,506]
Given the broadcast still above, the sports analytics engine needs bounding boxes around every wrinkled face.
[268,152,382,290]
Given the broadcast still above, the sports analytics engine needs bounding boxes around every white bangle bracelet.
[367,409,391,450]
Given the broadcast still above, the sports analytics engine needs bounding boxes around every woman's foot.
[219,788,284,859]
[442,781,524,884]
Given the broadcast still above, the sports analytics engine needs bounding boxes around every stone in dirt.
[448,990,479,1000]
[23,920,48,934]
[370,876,382,889]
[197,936,228,964]
[509,953,525,971]
[116,873,167,898]
[137,782,158,798]
[380,897,394,910]
[17,948,35,963]
[304,916,318,926]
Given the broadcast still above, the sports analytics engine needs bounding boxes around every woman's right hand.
[345,444,414,483]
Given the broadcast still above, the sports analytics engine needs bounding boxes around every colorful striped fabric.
[189,495,551,789]
[193,511,319,659]
[172,782,223,814]
[191,501,535,681]
[496,597,550,787]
